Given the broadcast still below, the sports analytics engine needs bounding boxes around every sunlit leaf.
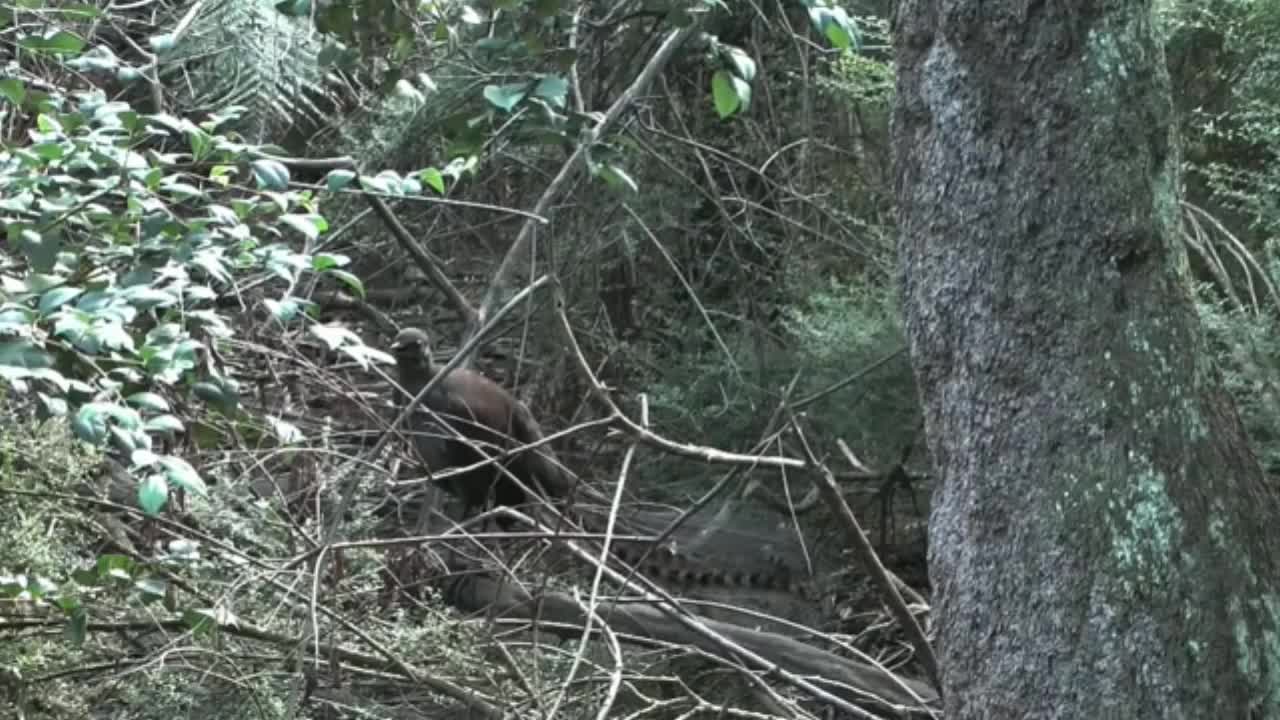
[264,297,302,323]
[71,403,111,444]
[149,34,176,51]
[419,167,445,194]
[280,213,327,241]
[38,286,83,316]
[250,159,291,190]
[483,83,528,112]
[325,169,356,191]
[532,75,568,108]
[144,414,185,434]
[311,253,349,271]
[326,270,364,299]
[267,416,305,445]
[0,78,26,106]
[138,474,169,514]
[126,392,169,412]
[596,164,639,193]
[158,455,208,497]
[19,31,86,55]
[711,70,741,118]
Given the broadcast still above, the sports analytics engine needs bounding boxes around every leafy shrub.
[0,78,388,513]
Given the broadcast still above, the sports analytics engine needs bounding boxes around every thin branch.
[467,23,702,347]
[250,151,477,326]
[788,417,940,692]
[554,289,806,470]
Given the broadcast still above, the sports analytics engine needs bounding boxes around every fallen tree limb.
[442,569,940,717]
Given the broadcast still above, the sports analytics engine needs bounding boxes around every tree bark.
[890,2,1280,718]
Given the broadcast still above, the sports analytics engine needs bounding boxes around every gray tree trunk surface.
[890,2,1280,718]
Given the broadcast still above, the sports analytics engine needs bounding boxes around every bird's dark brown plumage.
[387,329,808,594]
[390,327,572,529]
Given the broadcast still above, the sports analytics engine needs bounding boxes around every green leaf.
[71,403,111,444]
[109,425,139,453]
[94,322,137,353]
[532,75,568,108]
[149,33,176,52]
[126,392,169,413]
[191,375,239,412]
[191,381,223,405]
[19,31,86,55]
[725,47,757,83]
[31,141,66,160]
[597,164,639,193]
[121,286,177,310]
[358,174,393,195]
[0,340,53,370]
[808,7,859,51]
[327,270,365,299]
[144,414,185,434]
[131,448,159,468]
[55,4,102,19]
[274,0,310,16]
[824,21,854,51]
[38,286,83,316]
[158,455,208,497]
[0,78,26,106]
[311,253,349,271]
[280,213,327,241]
[711,70,741,118]
[419,167,446,194]
[97,554,136,580]
[483,83,528,112]
[37,392,67,417]
[399,175,422,195]
[250,159,291,190]
[325,169,356,191]
[264,298,301,323]
[138,474,169,515]
[71,567,99,587]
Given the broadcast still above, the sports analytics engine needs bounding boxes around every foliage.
[0,56,398,513]
[0,401,100,577]
[644,275,914,497]
[0,392,489,719]
[1166,0,1280,238]
[1195,244,1280,471]
[816,15,894,109]
[1164,0,1280,473]
[0,1,936,717]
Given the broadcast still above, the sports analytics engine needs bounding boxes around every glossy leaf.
[159,455,208,496]
[137,473,169,515]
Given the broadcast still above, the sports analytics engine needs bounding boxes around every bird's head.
[390,327,433,370]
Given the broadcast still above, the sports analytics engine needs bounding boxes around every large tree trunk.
[890,2,1280,717]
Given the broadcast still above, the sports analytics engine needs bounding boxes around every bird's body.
[390,328,572,528]
[387,329,809,595]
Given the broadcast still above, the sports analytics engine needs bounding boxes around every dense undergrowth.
[3,0,1280,718]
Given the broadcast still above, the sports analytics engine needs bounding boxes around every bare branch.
[467,23,703,348]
